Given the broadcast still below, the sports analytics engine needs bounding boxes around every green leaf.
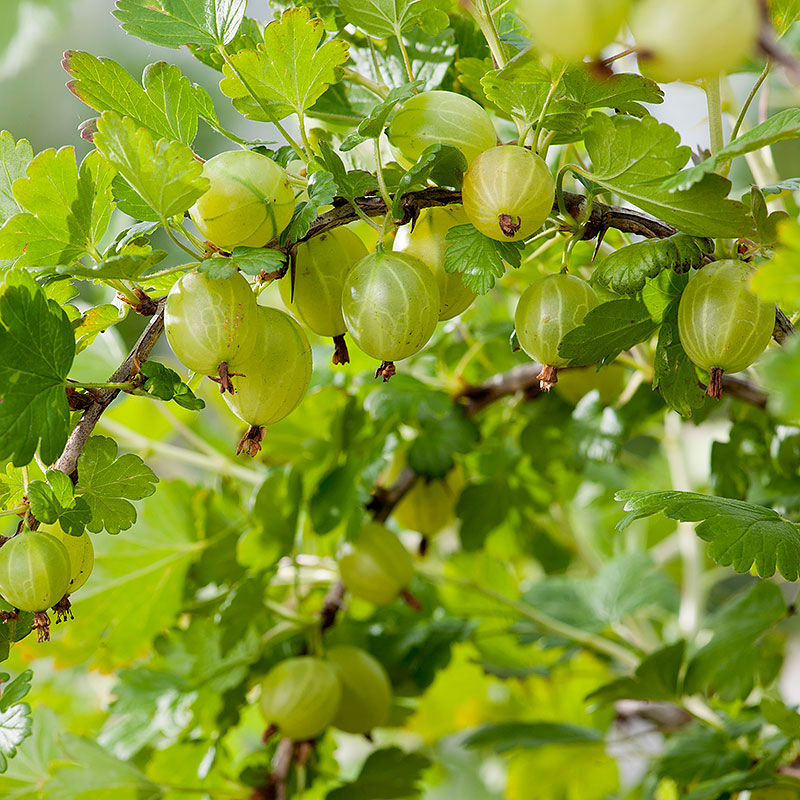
[463,721,602,752]
[327,747,431,800]
[751,218,800,308]
[219,7,348,123]
[199,247,286,280]
[480,51,551,133]
[561,67,664,117]
[658,109,800,192]
[0,274,75,466]
[93,111,208,221]
[139,360,204,410]
[587,641,685,704]
[316,140,378,202]
[456,482,511,550]
[26,469,92,535]
[616,490,800,580]
[583,113,754,239]
[114,0,247,48]
[0,148,115,268]
[64,52,204,145]
[338,0,450,39]
[653,295,706,417]
[57,481,201,664]
[111,175,160,222]
[761,335,800,423]
[0,131,33,226]
[558,297,659,367]
[237,470,301,570]
[444,223,524,294]
[592,234,711,295]
[658,725,750,784]
[339,81,423,150]
[77,435,159,534]
[749,185,790,246]
[761,696,800,739]
[391,145,467,220]
[285,170,337,241]
[73,304,127,355]
[0,702,32,774]
[686,581,786,700]
[0,670,32,712]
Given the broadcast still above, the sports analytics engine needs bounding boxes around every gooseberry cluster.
[0,525,94,640]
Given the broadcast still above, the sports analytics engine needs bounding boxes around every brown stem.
[706,367,724,400]
[332,334,350,365]
[52,300,166,483]
[319,580,346,633]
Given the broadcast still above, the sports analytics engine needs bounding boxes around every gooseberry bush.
[1,1,800,798]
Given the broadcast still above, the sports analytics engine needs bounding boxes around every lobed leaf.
[615,490,800,580]
[338,0,450,39]
[583,114,754,239]
[327,747,431,800]
[114,0,247,48]
[750,217,800,308]
[0,131,33,226]
[463,721,602,752]
[64,51,206,144]
[219,7,348,123]
[592,233,711,295]
[93,111,208,221]
[139,360,205,410]
[77,435,159,534]
[658,109,800,193]
[0,274,75,466]
[0,148,115,268]
[443,223,523,294]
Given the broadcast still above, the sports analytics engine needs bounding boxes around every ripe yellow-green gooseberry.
[279,227,368,364]
[342,251,440,380]
[462,146,555,242]
[677,260,774,399]
[189,150,295,250]
[39,523,94,593]
[384,449,465,537]
[259,656,342,741]
[394,206,478,320]
[0,531,71,613]
[338,522,415,606]
[165,270,259,383]
[554,363,628,407]
[516,0,629,61]
[224,305,312,456]
[388,90,497,166]
[630,0,759,83]
[514,273,600,390]
[327,646,392,734]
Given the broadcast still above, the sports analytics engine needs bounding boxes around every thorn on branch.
[117,287,159,316]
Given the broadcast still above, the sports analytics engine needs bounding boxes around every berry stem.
[702,74,725,158]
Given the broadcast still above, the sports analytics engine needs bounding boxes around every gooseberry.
[40,524,94,594]
[514,273,600,390]
[516,0,629,61]
[394,206,477,320]
[0,531,71,613]
[462,146,554,242]
[677,260,774,399]
[387,91,496,166]
[165,270,259,386]
[259,656,341,741]
[338,522,414,606]
[279,227,368,363]
[327,645,392,734]
[189,150,294,249]
[224,305,312,454]
[342,251,440,380]
[631,0,759,83]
